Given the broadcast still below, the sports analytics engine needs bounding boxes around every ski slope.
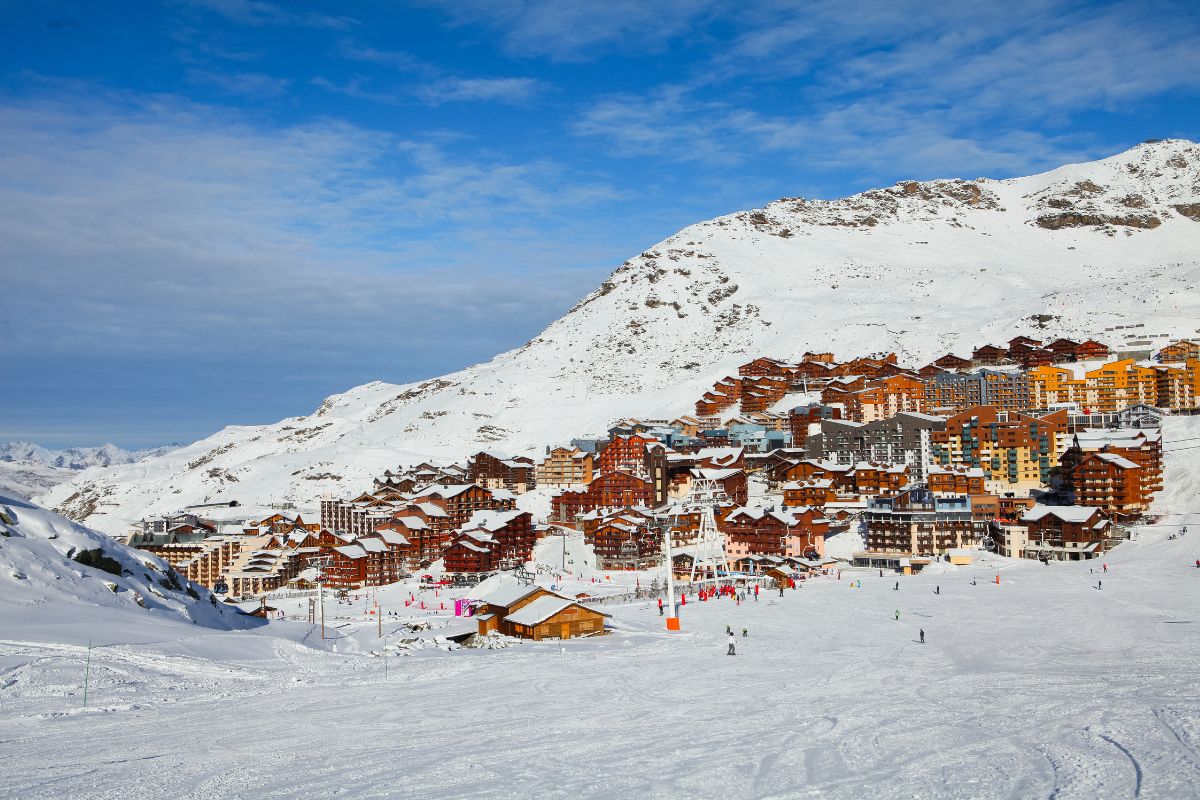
[1,519,1198,798]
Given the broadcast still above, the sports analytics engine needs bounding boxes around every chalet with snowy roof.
[1060,428,1163,503]
[781,478,841,508]
[550,470,656,524]
[926,464,986,495]
[373,470,418,493]
[863,490,984,555]
[1155,339,1200,363]
[1008,335,1042,352]
[933,353,972,371]
[721,505,831,560]
[1075,339,1111,360]
[849,462,910,497]
[1072,452,1151,517]
[695,446,745,470]
[1019,505,1113,560]
[474,585,609,640]
[596,433,659,475]
[410,483,516,530]
[676,467,748,506]
[1043,338,1079,361]
[468,451,536,494]
[442,510,536,577]
[592,515,661,570]
[971,344,1009,366]
[739,375,790,413]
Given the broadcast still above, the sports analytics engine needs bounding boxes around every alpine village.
[123,332,1199,642]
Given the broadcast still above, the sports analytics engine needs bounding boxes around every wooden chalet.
[475,585,609,640]
[1020,505,1113,560]
[1045,338,1080,362]
[721,505,831,560]
[468,452,537,494]
[971,344,1009,366]
[550,470,656,523]
[1075,339,1112,360]
[933,353,972,371]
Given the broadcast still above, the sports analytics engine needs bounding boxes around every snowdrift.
[0,494,256,646]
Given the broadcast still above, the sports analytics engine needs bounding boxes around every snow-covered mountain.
[38,139,1200,535]
[0,493,251,644]
[0,441,181,501]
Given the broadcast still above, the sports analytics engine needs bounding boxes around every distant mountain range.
[35,139,1200,534]
[0,441,181,500]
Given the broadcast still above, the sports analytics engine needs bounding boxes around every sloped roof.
[503,595,610,627]
[1022,505,1101,524]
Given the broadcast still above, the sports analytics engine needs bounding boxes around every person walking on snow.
[935,585,940,595]
[895,581,899,591]
[920,629,925,644]
[727,632,737,656]
[657,598,664,616]
[895,609,900,621]
[726,624,732,635]
[742,627,748,637]
[1103,563,1108,572]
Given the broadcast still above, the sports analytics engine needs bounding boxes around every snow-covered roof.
[478,583,543,608]
[503,595,609,626]
[1022,505,1101,524]
[1092,452,1141,470]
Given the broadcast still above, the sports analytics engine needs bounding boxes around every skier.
[894,609,900,621]
[935,585,940,595]
[657,598,664,616]
[894,581,899,591]
[971,579,977,586]
[726,624,732,635]
[920,629,925,644]
[1098,580,1102,590]
[1195,559,1199,569]
[742,627,748,638]
[727,632,736,656]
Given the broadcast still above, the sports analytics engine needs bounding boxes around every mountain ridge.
[37,139,1200,534]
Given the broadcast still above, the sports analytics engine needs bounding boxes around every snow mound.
[0,494,256,646]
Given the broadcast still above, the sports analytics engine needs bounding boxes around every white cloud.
[0,93,626,377]
[417,77,545,105]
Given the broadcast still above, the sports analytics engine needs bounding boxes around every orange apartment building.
[536,446,595,487]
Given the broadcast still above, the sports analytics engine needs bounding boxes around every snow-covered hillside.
[0,441,180,501]
[0,494,252,644]
[39,139,1200,534]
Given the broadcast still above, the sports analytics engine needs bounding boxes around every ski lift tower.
[671,476,733,585]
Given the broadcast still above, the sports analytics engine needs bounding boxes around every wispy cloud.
[183,0,357,30]
[418,0,726,61]
[0,93,624,381]
[571,0,1200,185]
[417,77,545,105]
[187,68,290,97]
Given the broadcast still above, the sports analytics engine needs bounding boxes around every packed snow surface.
[2,520,1199,798]
[36,140,1200,534]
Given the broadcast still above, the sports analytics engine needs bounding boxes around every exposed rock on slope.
[38,139,1200,534]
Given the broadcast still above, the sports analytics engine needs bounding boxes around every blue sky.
[1,0,1197,449]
